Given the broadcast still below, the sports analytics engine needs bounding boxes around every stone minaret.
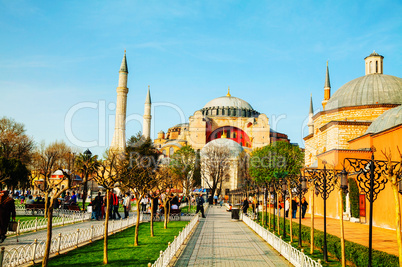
[142,85,152,139]
[322,61,331,110]
[307,94,314,135]
[110,52,129,152]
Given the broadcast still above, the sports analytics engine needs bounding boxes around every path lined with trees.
[175,206,291,266]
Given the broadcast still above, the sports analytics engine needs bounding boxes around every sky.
[1,0,401,157]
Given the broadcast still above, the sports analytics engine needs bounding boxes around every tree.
[382,149,402,266]
[0,117,34,188]
[36,142,81,267]
[201,145,231,204]
[91,150,121,264]
[153,166,177,229]
[121,133,160,245]
[169,145,196,212]
[32,141,72,218]
[250,141,304,238]
[75,150,99,211]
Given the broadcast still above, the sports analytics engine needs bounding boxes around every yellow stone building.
[304,51,402,229]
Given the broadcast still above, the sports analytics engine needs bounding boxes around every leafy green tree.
[75,150,99,210]
[121,133,160,245]
[169,145,196,212]
[249,141,304,236]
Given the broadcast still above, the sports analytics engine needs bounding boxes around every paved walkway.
[175,206,292,267]
[267,209,399,256]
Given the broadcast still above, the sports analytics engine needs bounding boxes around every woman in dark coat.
[0,190,16,243]
[242,197,249,214]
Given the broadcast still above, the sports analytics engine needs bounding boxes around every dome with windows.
[201,94,259,118]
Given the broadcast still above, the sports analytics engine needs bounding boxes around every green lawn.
[16,215,40,222]
[43,221,188,266]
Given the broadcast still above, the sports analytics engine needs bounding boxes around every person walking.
[292,197,298,219]
[195,194,206,218]
[0,190,16,243]
[285,197,290,217]
[301,197,309,219]
[112,192,121,220]
[94,192,103,220]
[242,197,249,215]
[123,192,131,219]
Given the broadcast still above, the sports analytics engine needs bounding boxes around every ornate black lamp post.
[305,163,337,262]
[295,173,308,247]
[343,153,399,267]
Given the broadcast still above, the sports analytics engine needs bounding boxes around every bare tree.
[32,141,71,218]
[91,150,121,264]
[0,117,34,189]
[382,149,402,266]
[36,142,83,267]
[201,145,231,204]
[120,152,156,246]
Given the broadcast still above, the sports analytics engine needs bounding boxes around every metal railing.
[1,216,137,267]
[151,203,208,267]
[7,212,90,236]
[242,214,322,267]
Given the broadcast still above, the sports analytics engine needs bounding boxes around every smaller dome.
[201,138,243,158]
[158,130,164,134]
[366,105,402,134]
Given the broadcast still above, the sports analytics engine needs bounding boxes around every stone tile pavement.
[175,206,292,267]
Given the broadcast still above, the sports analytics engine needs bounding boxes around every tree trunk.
[391,179,402,266]
[268,192,271,229]
[288,181,293,242]
[310,189,315,255]
[164,201,168,229]
[82,178,88,211]
[135,200,140,246]
[277,195,280,235]
[339,189,346,267]
[103,189,110,264]
[44,191,49,218]
[150,198,154,237]
[42,201,54,267]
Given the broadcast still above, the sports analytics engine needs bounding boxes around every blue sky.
[1,0,401,156]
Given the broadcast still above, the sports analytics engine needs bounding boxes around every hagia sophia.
[110,50,402,230]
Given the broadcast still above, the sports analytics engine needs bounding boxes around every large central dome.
[201,93,259,118]
[325,74,402,111]
[203,95,254,110]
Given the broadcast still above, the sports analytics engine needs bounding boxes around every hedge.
[257,212,399,266]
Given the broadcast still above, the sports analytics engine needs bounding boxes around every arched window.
[376,61,378,73]
[169,147,174,156]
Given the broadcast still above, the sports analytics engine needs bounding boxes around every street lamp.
[305,163,337,262]
[343,152,398,267]
[295,173,308,248]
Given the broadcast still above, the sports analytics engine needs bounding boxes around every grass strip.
[40,221,188,266]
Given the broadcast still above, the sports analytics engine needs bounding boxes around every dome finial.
[226,86,231,97]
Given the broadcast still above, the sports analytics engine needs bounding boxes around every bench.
[25,203,45,215]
